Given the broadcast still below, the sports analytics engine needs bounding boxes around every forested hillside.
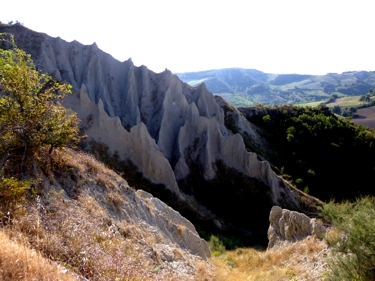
[238,105,375,201]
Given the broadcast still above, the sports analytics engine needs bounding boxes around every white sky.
[1,0,374,75]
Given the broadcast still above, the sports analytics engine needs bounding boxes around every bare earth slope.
[0,24,317,242]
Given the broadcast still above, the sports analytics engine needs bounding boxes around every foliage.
[326,94,338,104]
[0,33,80,176]
[321,197,375,280]
[341,106,358,117]
[359,94,371,102]
[331,105,341,114]
[0,177,30,220]
[241,104,375,200]
[209,235,226,256]
[262,114,271,122]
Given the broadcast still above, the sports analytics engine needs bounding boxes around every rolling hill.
[176,68,375,106]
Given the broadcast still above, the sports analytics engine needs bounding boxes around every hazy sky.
[1,0,374,75]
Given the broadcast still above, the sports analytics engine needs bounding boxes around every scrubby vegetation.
[321,196,375,281]
[0,228,77,280]
[240,104,375,201]
[208,235,226,256]
[0,34,80,172]
[0,33,81,225]
[211,237,328,281]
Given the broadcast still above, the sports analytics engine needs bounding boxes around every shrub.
[262,114,271,122]
[331,105,341,114]
[0,33,80,176]
[320,196,375,280]
[0,177,30,224]
[209,235,226,256]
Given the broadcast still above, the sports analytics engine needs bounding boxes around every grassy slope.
[298,94,375,108]
[0,230,77,281]
[1,149,214,281]
[212,237,328,281]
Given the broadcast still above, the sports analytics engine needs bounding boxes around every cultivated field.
[352,106,375,129]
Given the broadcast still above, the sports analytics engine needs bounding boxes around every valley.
[177,68,375,107]
[1,22,375,280]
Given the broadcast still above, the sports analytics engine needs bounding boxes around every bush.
[0,177,30,224]
[331,105,341,114]
[209,235,226,256]
[321,197,375,280]
[0,33,80,176]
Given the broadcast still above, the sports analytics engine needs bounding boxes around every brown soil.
[352,106,375,129]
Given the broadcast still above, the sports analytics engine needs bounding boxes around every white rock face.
[95,180,210,259]
[73,85,183,198]
[1,24,305,230]
[267,206,326,249]
[135,190,210,259]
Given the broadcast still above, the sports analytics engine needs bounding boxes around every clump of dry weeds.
[212,237,328,281]
[0,229,77,281]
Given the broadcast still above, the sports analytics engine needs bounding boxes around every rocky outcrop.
[0,23,312,240]
[135,190,210,259]
[57,149,210,261]
[267,206,326,249]
[93,183,210,259]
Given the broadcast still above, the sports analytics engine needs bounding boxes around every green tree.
[360,94,371,102]
[0,33,80,175]
[262,114,271,123]
[331,105,341,114]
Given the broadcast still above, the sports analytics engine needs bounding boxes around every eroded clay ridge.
[0,24,303,222]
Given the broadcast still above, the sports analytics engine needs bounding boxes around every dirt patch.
[352,106,375,129]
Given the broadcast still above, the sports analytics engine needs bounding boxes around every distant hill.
[176,68,375,106]
[296,88,375,127]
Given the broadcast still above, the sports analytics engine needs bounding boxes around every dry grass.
[0,229,77,281]
[14,192,167,281]
[211,237,328,281]
[0,148,216,281]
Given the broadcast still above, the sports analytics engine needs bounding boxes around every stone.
[267,206,326,249]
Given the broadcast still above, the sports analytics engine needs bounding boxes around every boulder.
[267,206,326,249]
